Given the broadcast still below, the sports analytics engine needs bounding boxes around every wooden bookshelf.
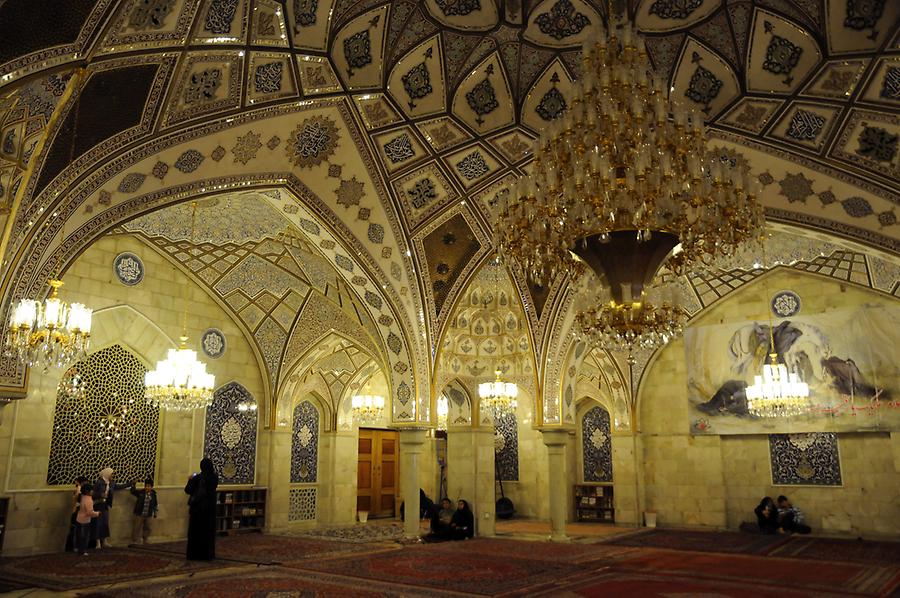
[574,484,614,523]
[216,488,266,535]
[0,497,8,553]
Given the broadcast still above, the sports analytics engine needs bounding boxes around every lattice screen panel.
[47,344,158,485]
[289,487,317,521]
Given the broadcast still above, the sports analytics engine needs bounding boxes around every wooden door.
[357,428,399,518]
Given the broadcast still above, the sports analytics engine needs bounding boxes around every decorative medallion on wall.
[771,290,801,317]
[201,328,227,359]
[113,252,144,286]
[769,433,842,486]
[582,405,613,482]
[493,411,519,481]
[291,400,319,483]
[203,382,258,485]
[47,345,157,485]
[289,487,317,521]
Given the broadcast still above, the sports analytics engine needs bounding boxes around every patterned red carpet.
[608,528,791,554]
[2,531,899,596]
[0,548,229,591]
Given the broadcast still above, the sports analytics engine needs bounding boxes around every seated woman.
[449,499,474,540]
[427,498,454,539]
[754,496,781,534]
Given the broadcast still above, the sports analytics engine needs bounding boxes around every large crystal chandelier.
[5,280,93,370]
[144,202,215,411]
[479,370,518,421]
[494,17,764,356]
[351,383,385,425]
[746,353,810,418]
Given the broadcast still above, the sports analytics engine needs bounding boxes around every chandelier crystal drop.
[746,353,810,418]
[479,370,518,421]
[144,337,216,411]
[351,389,385,425]
[5,279,93,371]
[493,17,764,355]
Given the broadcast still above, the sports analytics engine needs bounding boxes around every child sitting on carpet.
[777,495,811,535]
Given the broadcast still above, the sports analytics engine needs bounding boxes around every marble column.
[541,428,570,542]
[447,427,496,537]
[265,426,292,532]
[399,428,428,538]
[319,429,358,524]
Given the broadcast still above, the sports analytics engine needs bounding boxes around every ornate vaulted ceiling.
[0,0,897,417]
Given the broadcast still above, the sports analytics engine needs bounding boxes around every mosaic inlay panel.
[204,382,258,485]
[494,411,519,481]
[201,328,227,359]
[582,405,613,482]
[291,400,319,483]
[289,486,317,521]
[769,433,842,486]
[47,345,157,486]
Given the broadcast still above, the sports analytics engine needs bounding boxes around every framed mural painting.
[685,304,900,435]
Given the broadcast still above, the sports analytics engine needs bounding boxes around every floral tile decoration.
[582,405,613,482]
[769,432,842,486]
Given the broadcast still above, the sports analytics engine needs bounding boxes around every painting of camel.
[684,304,900,434]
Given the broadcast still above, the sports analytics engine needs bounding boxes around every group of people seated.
[404,489,475,542]
[754,495,812,535]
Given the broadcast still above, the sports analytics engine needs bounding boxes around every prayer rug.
[612,548,900,596]
[0,548,229,591]
[288,545,591,595]
[136,533,381,564]
[607,528,788,555]
[769,536,900,566]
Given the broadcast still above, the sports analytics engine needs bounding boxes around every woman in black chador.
[185,458,218,560]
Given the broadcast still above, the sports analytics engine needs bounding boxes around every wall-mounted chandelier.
[493,17,764,357]
[352,380,385,425]
[144,202,215,411]
[479,370,518,421]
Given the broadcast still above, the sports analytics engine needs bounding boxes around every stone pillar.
[319,429,358,524]
[541,428,570,542]
[399,428,428,538]
[265,426,292,532]
[447,427,496,537]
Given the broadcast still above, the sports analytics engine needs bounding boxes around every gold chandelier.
[436,394,449,430]
[144,202,215,411]
[351,385,385,425]
[5,279,93,371]
[494,16,764,355]
[746,353,810,418]
[479,370,518,420]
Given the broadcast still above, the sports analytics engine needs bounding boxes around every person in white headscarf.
[91,467,132,549]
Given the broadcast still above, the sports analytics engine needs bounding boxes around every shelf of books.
[215,487,267,535]
[574,484,614,523]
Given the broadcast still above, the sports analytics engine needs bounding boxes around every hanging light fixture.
[479,370,518,421]
[493,10,764,358]
[144,202,215,411]
[5,78,93,371]
[436,394,449,430]
[351,379,385,425]
[746,260,809,418]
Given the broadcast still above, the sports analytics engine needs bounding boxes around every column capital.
[539,427,572,447]
[396,427,429,446]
